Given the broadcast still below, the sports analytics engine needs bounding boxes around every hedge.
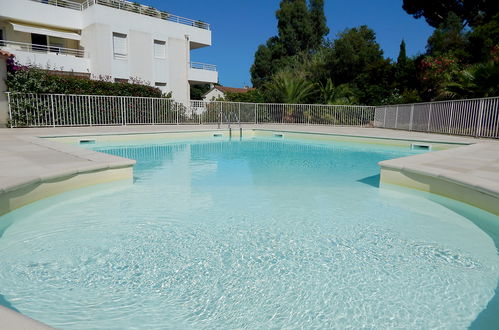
[6,59,165,98]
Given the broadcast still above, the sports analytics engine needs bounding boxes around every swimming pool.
[0,136,498,329]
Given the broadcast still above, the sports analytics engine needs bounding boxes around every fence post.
[427,103,432,132]
[50,94,55,127]
[151,98,155,125]
[255,104,257,124]
[395,105,399,129]
[176,102,179,125]
[409,104,414,131]
[476,99,484,137]
[6,93,12,128]
[219,102,223,128]
[121,97,126,126]
[448,102,454,134]
[88,95,92,126]
[383,106,387,127]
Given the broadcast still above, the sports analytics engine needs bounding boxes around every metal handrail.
[0,40,87,58]
[83,0,210,30]
[29,0,82,10]
[190,62,217,71]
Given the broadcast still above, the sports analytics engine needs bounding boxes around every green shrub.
[6,64,164,98]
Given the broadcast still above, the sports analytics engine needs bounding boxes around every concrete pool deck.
[0,124,499,328]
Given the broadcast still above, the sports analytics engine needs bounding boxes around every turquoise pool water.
[0,137,498,329]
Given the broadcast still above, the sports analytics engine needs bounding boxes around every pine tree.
[397,40,407,65]
[276,0,314,56]
[309,0,329,49]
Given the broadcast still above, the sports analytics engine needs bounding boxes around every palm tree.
[438,61,499,99]
[266,71,317,104]
[318,79,357,105]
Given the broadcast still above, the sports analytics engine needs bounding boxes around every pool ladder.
[218,111,242,139]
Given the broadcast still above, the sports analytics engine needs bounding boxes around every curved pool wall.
[0,128,498,329]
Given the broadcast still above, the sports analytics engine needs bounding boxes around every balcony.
[28,0,210,30]
[0,40,90,74]
[188,62,218,84]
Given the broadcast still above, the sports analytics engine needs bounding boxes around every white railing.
[374,97,499,138]
[31,0,211,30]
[6,93,375,127]
[190,62,217,71]
[29,0,83,11]
[84,0,210,30]
[0,40,87,58]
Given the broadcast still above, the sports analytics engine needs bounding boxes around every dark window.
[31,33,48,52]
[0,29,4,46]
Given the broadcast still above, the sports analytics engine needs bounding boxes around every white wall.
[168,38,189,100]
[129,30,153,83]
[81,4,211,48]
[80,23,113,78]
[189,68,218,85]
[9,50,90,73]
[0,0,83,30]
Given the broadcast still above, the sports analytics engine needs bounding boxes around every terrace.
[28,0,211,30]
[0,40,90,74]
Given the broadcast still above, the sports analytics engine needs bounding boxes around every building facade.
[0,0,218,100]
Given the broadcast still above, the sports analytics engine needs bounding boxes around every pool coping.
[378,142,499,215]
[0,125,498,328]
[0,135,136,217]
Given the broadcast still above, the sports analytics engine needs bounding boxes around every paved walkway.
[0,124,480,143]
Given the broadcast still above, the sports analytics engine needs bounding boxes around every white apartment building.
[0,0,218,100]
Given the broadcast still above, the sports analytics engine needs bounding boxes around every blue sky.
[141,0,434,87]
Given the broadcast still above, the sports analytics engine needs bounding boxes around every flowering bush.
[420,55,460,82]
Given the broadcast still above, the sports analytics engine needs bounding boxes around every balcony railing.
[29,0,211,30]
[0,40,87,58]
[190,62,217,71]
[29,0,82,10]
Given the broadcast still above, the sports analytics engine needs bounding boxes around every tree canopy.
[247,0,498,105]
[250,0,329,88]
[402,0,499,28]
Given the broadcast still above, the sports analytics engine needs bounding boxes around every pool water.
[0,138,498,329]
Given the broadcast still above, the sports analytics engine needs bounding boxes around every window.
[113,33,127,60]
[155,82,167,91]
[115,78,128,83]
[31,33,48,52]
[0,29,4,46]
[153,40,166,59]
[49,36,64,54]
